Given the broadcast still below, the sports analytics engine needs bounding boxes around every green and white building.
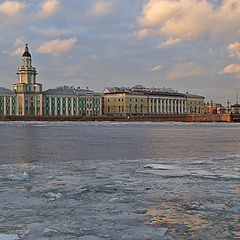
[0,44,102,117]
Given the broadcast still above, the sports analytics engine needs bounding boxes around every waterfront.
[0,122,240,239]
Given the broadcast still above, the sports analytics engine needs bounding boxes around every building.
[185,93,205,114]
[0,44,102,117]
[204,103,227,114]
[103,86,205,116]
[231,104,240,114]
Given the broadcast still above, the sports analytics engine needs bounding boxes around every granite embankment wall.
[0,114,235,122]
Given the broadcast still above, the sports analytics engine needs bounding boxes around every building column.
[71,98,74,115]
[149,98,151,113]
[185,101,187,114]
[49,97,52,116]
[66,98,69,116]
[76,97,79,115]
[55,97,57,115]
[10,96,12,116]
[181,100,184,114]
[3,96,6,116]
[40,96,43,116]
[159,99,162,113]
[156,99,159,114]
[152,99,155,114]
[23,97,25,116]
[34,96,37,115]
[175,100,177,114]
[178,100,181,114]
[60,97,63,115]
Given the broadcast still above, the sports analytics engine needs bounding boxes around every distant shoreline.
[0,113,238,122]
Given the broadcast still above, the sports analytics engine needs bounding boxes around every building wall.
[186,97,205,114]
[104,92,188,116]
[15,93,43,116]
[43,94,102,117]
[0,94,16,116]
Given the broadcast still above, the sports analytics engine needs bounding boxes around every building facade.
[103,87,205,116]
[0,44,102,117]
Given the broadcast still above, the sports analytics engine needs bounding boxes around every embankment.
[0,113,236,122]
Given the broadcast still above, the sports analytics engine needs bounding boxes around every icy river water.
[0,121,240,240]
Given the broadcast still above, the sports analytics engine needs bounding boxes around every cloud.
[36,38,77,56]
[89,53,98,60]
[2,47,23,56]
[218,64,240,78]
[14,38,25,47]
[89,1,114,17]
[136,0,240,43]
[0,0,26,17]
[158,38,181,47]
[150,65,162,72]
[133,28,150,40]
[36,0,59,19]
[165,62,206,81]
[228,42,240,59]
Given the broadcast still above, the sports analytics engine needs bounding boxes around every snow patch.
[0,234,19,240]
[144,164,179,170]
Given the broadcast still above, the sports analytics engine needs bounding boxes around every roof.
[43,88,96,95]
[231,104,240,108]
[184,93,205,99]
[104,90,186,98]
[22,44,31,58]
[0,87,12,93]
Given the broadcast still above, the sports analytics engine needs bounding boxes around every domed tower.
[13,44,43,116]
[13,44,42,91]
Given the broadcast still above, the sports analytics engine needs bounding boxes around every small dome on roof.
[22,43,31,57]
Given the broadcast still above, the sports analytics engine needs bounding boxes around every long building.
[0,44,102,117]
[103,87,204,116]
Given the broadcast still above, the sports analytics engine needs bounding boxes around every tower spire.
[23,43,31,58]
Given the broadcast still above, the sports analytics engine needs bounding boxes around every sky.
[0,0,240,105]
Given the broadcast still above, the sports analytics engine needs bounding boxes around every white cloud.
[36,38,77,56]
[218,64,240,78]
[165,62,206,81]
[2,47,23,56]
[10,47,23,56]
[136,0,240,43]
[158,38,181,48]
[89,1,114,17]
[150,65,162,72]
[228,42,240,59]
[14,38,25,47]
[0,0,26,17]
[36,0,59,19]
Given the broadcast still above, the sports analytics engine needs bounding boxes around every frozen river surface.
[0,121,239,239]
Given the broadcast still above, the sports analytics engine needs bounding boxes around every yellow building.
[103,88,195,116]
[185,93,205,114]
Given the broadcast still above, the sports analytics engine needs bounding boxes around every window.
[135,104,138,112]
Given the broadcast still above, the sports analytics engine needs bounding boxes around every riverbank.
[0,113,238,122]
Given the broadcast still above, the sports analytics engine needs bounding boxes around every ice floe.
[143,164,180,170]
[0,234,19,240]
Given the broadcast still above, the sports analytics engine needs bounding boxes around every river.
[0,121,239,239]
